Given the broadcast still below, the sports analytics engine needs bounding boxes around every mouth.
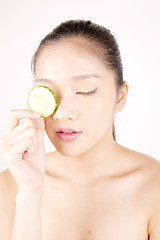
[56,130,82,141]
[56,128,82,134]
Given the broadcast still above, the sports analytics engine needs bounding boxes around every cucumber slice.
[27,86,58,117]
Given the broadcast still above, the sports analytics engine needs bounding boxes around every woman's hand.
[0,109,46,192]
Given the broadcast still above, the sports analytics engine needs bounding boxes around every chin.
[51,140,93,159]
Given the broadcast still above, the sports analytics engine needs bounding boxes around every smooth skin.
[0,39,160,239]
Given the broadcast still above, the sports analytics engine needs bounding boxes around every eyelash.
[77,88,97,96]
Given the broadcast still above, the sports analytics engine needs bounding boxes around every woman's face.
[34,42,118,157]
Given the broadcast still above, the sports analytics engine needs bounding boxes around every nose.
[53,99,78,121]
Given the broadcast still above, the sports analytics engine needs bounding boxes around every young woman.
[0,19,159,240]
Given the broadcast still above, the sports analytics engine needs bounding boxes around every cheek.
[81,91,116,117]
[80,91,116,131]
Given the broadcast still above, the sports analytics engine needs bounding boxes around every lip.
[56,128,82,133]
[56,132,82,141]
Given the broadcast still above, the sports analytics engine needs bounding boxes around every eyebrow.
[35,74,102,83]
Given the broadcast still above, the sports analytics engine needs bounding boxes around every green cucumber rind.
[27,86,58,118]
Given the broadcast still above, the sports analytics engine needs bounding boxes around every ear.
[115,81,129,113]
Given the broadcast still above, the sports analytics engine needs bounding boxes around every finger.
[9,128,37,149]
[6,109,41,134]
[2,118,36,145]
[1,127,37,156]
[2,137,34,166]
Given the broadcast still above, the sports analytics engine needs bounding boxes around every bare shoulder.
[118,144,160,197]
[141,156,160,239]
[0,169,18,239]
[121,145,160,238]
[118,144,160,170]
[137,153,160,239]
[130,147,160,188]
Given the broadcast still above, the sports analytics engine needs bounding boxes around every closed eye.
[77,88,97,96]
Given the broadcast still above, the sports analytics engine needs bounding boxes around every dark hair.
[31,19,125,142]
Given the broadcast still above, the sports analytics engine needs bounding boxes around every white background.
[0,0,160,172]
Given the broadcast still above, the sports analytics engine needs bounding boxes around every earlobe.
[115,81,129,113]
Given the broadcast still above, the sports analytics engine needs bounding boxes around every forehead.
[35,43,111,78]
[36,42,102,67]
[34,41,117,91]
